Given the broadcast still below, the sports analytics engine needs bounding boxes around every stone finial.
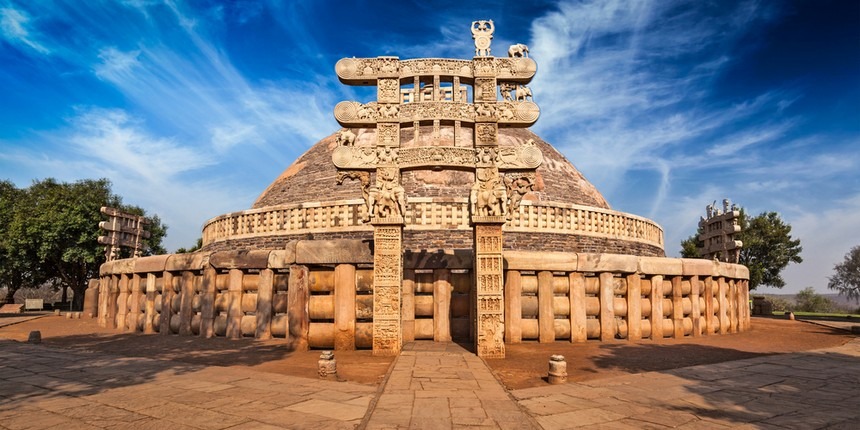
[548,354,567,384]
[28,331,41,344]
[471,20,494,57]
[318,351,337,380]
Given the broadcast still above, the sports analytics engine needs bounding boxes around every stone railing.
[201,199,663,248]
[94,242,748,350]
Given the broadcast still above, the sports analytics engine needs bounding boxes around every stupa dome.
[202,126,664,256]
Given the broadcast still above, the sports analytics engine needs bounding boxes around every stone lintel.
[296,239,373,265]
[471,215,506,224]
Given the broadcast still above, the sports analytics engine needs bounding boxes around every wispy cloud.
[0,6,49,54]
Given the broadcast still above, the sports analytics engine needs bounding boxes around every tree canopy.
[0,178,166,309]
[828,245,860,302]
[681,208,802,290]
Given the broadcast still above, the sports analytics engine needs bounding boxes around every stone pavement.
[511,338,860,429]
[0,340,375,429]
[361,342,538,429]
[2,338,859,429]
[0,315,47,328]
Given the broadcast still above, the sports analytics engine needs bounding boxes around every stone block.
[165,252,209,271]
[403,249,472,269]
[638,257,683,276]
[577,253,638,273]
[504,251,576,271]
[209,250,272,269]
[133,255,171,273]
[680,258,716,277]
[296,239,373,264]
[268,243,297,268]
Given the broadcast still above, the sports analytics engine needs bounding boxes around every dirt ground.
[1,315,854,389]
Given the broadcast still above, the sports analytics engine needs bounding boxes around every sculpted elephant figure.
[369,183,406,219]
[471,182,508,217]
[516,85,533,102]
[508,43,529,58]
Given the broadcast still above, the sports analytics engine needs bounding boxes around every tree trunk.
[71,284,86,311]
[3,286,19,305]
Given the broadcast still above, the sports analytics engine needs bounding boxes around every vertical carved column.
[672,276,683,338]
[704,276,715,335]
[159,271,173,335]
[200,266,217,338]
[433,269,452,342]
[690,275,701,337]
[402,269,416,343]
[718,277,728,335]
[144,273,156,334]
[599,272,615,341]
[130,274,142,332]
[97,276,108,327]
[474,221,505,358]
[627,274,642,340]
[226,269,243,339]
[538,271,554,343]
[650,275,664,339]
[504,270,522,343]
[288,265,309,351]
[372,222,403,356]
[179,271,195,336]
[334,264,356,350]
[256,268,274,340]
[570,272,587,342]
[116,274,129,331]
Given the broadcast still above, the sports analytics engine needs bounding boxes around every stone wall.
[97,241,748,349]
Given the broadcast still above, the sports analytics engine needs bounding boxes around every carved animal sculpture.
[369,185,406,218]
[471,184,507,217]
[516,85,533,102]
[336,129,356,146]
[508,43,529,58]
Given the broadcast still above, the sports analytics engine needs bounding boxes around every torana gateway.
[95,22,750,358]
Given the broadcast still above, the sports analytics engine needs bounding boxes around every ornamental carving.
[370,168,406,220]
[471,20,494,57]
[336,100,539,125]
[504,172,536,218]
[333,145,543,170]
[397,146,475,169]
[377,123,399,146]
[336,57,536,81]
[471,167,507,217]
[475,123,497,145]
[378,79,399,103]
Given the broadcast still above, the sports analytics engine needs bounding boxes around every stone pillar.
[288,265,310,351]
[334,264,356,350]
[704,276,714,335]
[626,274,642,340]
[371,221,403,356]
[144,273,156,334]
[690,275,701,337]
[83,279,100,319]
[473,220,505,358]
[650,275,664,340]
[433,269,451,342]
[200,266,217,338]
[402,269,415,343]
[256,268,274,340]
[116,274,129,331]
[179,271,195,336]
[538,271,554,343]
[729,280,739,333]
[570,272,587,342]
[226,269,243,339]
[97,276,108,327]
[504,270,522,343]
[718,277,728,335]
[672,276,684,338]
[159,272,173,335]
[599,272,615,341]
[129,274,142,331]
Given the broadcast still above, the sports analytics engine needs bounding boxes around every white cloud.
[0,6,49,54]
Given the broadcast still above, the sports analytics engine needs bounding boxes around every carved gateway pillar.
[332,21,540,357]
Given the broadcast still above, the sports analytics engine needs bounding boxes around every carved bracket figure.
[336,171,372,222]
[336,129,356,146]
[508,43,529,58]
[499,83,515,101]
[369,168,407,219]
[471,168,507,217]
[516,85,533,102]
[504,174,535,220]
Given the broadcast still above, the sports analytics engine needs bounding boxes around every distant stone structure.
[98,206,150,261]
[96,22,751,358]
[698,199,743,263]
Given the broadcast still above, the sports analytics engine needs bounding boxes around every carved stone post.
[372,219,403,356]
[144,273,156,334]
[473,220,505,358]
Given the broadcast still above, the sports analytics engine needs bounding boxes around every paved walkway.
[2,338,859,429]
[512,338,860,429]
[361,342,538,429]
[0,314,47,328]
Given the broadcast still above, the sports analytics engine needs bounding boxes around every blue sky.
[1,0,858,295]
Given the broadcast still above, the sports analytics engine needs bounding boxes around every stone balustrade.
[201,199,664,249]
[95,243,748,349]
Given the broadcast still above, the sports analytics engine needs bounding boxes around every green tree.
[176,237,203,254]
[828,245,860,302]
[680,208,803,290]
[0,181,47,304]
[1,178,167,310]
[794,287,833,313]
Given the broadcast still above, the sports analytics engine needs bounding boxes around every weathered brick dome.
[202,126,664,256]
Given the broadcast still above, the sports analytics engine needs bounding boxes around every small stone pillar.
[28,331,41,344]
[787,312,795,320]
[548,354,567,384]
[318,351,337,380]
